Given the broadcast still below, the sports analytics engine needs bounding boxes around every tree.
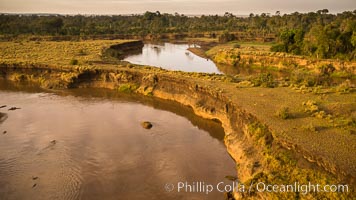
[321,9,329,14]
[42,17,63,34]
[351,31,356,47]
[0,10,355,60]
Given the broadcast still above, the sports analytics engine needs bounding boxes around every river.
[124,43,222,74]
[0,81,235,200]
[123,42,290,78]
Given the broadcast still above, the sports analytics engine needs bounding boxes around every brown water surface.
[0,81,235,200]
[124,43,222,74]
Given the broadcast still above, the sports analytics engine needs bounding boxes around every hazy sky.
[0,0,355,15]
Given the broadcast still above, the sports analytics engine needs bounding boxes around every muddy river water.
[0,81,235,200]
[123,42,290,78]
[124,43,222,74]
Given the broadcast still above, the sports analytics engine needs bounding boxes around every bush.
[318,64,335,77]
[218,31,236,43]
[336,79,353,93]
[117,84,138,93]
[312,111,331,120]
[276,107,290,119]
[70,59,78,65]
[270,44,286,52]
[233,43,241,48]
[302,123,317,132]
[302,100,319,113]
[251,73,275,88]
[290,69,316,86]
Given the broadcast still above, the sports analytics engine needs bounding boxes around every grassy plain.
[0,39,355,198]
[0,40,133,66]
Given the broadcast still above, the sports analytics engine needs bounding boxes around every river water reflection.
[0,81,235,200]
[124,43,222,74]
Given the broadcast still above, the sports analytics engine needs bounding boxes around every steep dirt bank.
[187,47,209,59]
[0,64,270,185]
[207,45,356,75]
[107,40,144,52]
[0,63,354,198]
[103,40,144,59]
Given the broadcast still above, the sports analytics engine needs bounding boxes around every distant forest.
[1,10,355,60]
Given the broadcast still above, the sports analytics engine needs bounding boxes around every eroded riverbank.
[0,61,355,199]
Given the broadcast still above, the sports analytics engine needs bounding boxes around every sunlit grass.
[0,40,132,66]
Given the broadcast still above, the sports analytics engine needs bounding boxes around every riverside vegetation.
[0,38,355,199]
[0,10,355,199]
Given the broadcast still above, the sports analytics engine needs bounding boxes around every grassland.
[0,39,355,199]
[0,39,354,140]
[0,40,134,66]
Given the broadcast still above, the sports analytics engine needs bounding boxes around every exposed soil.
[0,40,355,198]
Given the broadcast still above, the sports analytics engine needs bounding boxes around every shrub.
[290,69,316,86]
[247,122,273,147]
[233,43,241,48]
[302,100,319,113]
[318,64,335,77]
[251,73,275,88]
[117,84,138,93]
[276,107,290,119]
[302,123,317,132]
[218,31,236,43]
[270,44,286,52]
[70,59,78,65]
[312,111,331,119]
[336,79,353,93]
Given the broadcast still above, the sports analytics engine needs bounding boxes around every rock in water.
[141,121,153,129]
[8,107,21,111]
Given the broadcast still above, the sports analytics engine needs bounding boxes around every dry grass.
[0,40,355,197]
[0,40,132,66]
[206,41,272,57]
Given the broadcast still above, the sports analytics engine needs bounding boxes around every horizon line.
[1,9,355,17]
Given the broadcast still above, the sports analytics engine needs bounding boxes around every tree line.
[270,10,356,60]
[0,10,355,59]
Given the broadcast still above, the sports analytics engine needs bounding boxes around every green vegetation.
[302,123,318,132]
[251,73,275,88]
[271,11,356,60]
[290,68,317,86]
[302,100,332,121]
[244,121,349,199]
[276,107,291,119]
[0,42,355,198]
[247,122,273,147]
[0,10,355,61]
[0,12,355,198]
[70,59,79,65]
[336,80,353,93]
[117,84,139,93]
[303,100,319,112]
